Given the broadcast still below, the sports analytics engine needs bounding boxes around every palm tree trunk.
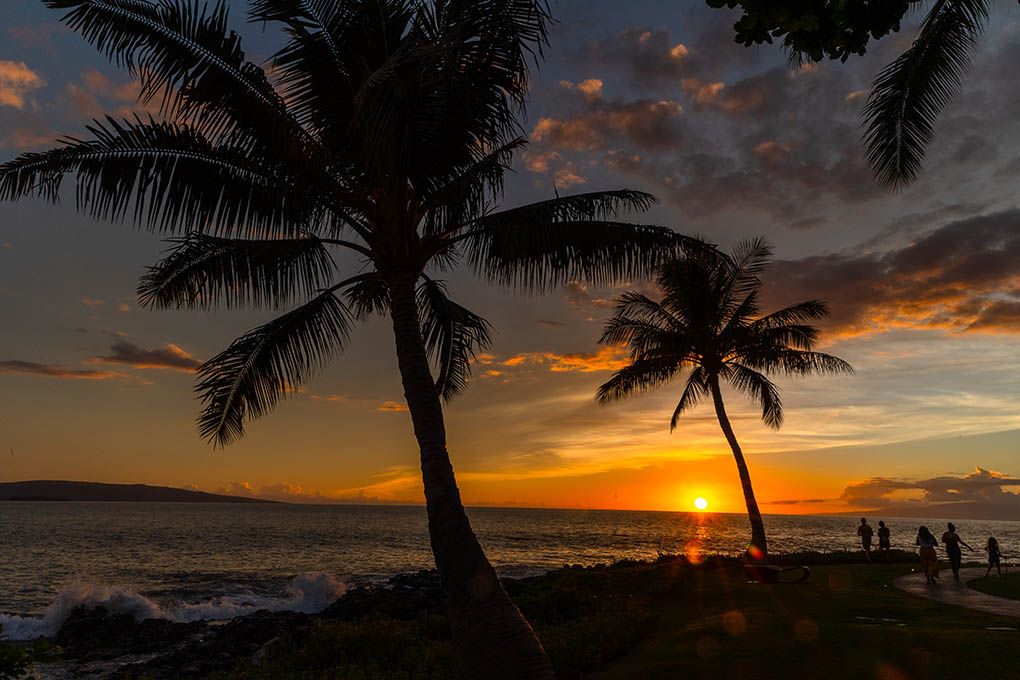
[386,271,555,680]
[709,373,768,561]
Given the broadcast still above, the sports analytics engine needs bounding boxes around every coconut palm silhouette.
[596,238,853,560]
[0,1,691,676]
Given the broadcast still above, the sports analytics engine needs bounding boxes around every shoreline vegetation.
[4,551,1015,680]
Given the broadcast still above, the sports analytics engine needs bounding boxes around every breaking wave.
[0,572,347,641]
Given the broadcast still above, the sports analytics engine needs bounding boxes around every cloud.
[80,298,104,308]
[0,61,44,109]
[768,498,827,505]
[537,319,569,328]
[558,78,604,102]
[763,211,1020,337]
[839,467,1020,520]
[377,400,409,412]
[562,280,615,318]
[501,345,630,373]
[0,360,118,380]
[88,341,202,371]
[531,91,684,153]
[64,68,147,120]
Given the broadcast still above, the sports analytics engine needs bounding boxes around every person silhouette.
[941,522,973,579]
[857,517,874,563]
[916,526,939,583]
[985,537,1002,578]
[877,521,891,564]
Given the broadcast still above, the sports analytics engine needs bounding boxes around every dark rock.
[320,569,445,621]
[57,606,204,662]
[111,610,311,679]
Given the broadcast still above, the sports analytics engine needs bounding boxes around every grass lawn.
[969,572,1020,601]
[587,562,1019,680]
[210,556,1018,680]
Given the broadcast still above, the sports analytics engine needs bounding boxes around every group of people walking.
[857,518,1004,583]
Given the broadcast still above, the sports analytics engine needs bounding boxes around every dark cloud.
[768,498,827,505]
[840,467,1020,521]
[561,280,615,319]
[0,360,117,379]
[763,211,1020,337]
[537,319,569,328]
[531,85,685,153]
[89,341,201,371]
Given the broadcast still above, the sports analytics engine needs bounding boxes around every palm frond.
[862,0,990,189]
[249,0,369,141]
[196,287,353,447]
[758,349,856,378]
[725,237,773,303]
[138,232,336,310]
[0,116,322,237]
[726,363,784,430]
[459,191,689,292]
[670,366,709,432]
[752,300,830,329]
[344,274,390,319]
[421,138,528,238]
[595,357,683,405]
[45,0,314,152]
[417,278,493,402]
[599,315,683,358]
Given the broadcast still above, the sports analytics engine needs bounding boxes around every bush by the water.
[0,628,61,680]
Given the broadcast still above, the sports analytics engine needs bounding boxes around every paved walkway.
[894,567,1020,618]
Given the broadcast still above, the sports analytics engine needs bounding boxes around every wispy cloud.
[88,341,201,371]
[501,345,630,373]
[0,360,118,380]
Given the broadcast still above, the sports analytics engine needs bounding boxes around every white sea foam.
[0,572,347,640]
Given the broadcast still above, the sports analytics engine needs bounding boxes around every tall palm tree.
[862,0,991,188]
[0,1,691,676]
[595,239,853,560]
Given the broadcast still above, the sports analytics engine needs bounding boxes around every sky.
[1,0,1019,519]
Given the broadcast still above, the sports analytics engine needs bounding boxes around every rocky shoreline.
[29,570,446,680]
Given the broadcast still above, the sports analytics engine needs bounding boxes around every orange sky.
[2,0,1020,518]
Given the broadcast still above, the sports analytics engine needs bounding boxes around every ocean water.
[2,502,1018,640]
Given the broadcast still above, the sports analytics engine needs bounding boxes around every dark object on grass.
[744,564,811,584]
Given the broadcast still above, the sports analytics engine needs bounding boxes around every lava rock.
[321,569,446,621]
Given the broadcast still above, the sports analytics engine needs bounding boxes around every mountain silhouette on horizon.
[0,480,277,503]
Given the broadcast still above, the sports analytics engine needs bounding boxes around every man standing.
[941,522,974,578]
[857,517,874,563]
[877,521,891,564]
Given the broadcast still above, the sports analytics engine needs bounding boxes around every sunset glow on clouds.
[2,0,1020,517]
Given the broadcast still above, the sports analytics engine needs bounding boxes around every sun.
[694,497,708,511]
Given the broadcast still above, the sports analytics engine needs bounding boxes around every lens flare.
[694,497,708,511]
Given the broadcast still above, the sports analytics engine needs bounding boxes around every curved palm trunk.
[709,374,768,561]
[386,272,555,680]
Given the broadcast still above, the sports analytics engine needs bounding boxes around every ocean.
[2,502,1018,640]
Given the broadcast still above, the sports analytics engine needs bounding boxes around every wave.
[0,572,347,641]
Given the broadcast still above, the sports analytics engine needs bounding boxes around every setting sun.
[694,497,708,511]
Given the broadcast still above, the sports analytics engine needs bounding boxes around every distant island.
[0,480,278,503]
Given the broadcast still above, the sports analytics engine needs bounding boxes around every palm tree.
[0,1,691,677]
[862,0,991,188]
[595,239,853,560]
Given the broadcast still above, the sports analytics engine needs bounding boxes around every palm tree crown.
[596,238,853,558]
[0,0,688,446]
[0,1,691,677]
[597,238,853,424]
